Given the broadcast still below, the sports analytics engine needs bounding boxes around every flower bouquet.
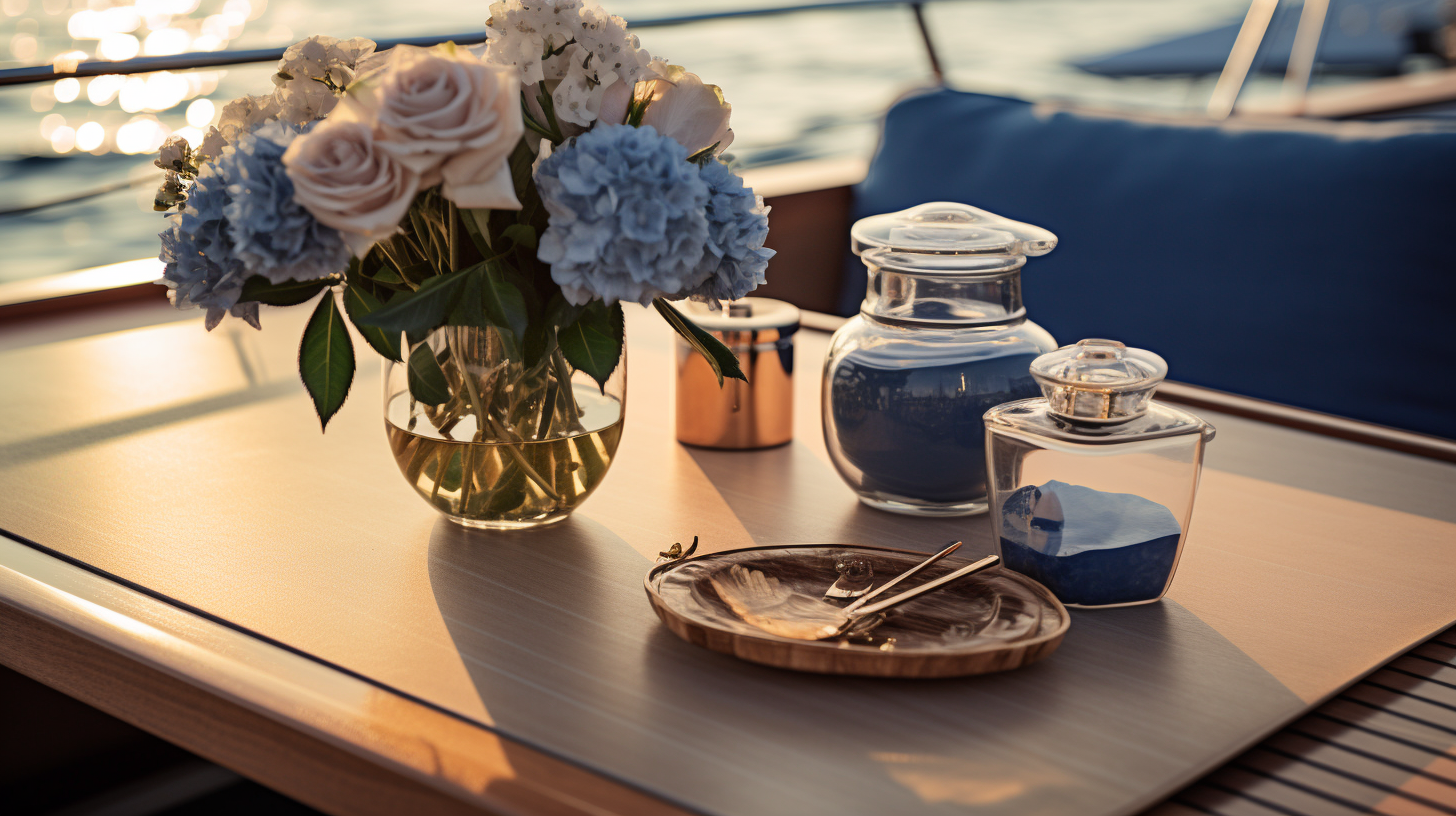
[152,0,772,528]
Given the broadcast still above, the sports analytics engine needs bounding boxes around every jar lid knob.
[1029,339,1169,423]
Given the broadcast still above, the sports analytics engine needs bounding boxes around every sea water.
[1,0,1257,283]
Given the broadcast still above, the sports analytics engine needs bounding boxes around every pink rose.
[283,112,421,256]
[345,44,524,210]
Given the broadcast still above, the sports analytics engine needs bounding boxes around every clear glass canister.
[984,339,1216,608]
[822,202,1060,516]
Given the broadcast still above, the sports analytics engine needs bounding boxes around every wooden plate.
[644,545,1070,678]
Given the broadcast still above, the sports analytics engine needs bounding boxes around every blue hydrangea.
[221,121,350,285]
[157,166,257,331]
[684,160,774,304]
[536,124,712,306]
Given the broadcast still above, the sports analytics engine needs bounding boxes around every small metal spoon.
[841,540,962,613]
[711,554,1002,642]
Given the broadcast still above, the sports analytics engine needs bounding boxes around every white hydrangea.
[190,37,383,165]
[197,93,279,162]
[277,35,377,87]
[483,0,654,127]
[154,135,194,175]
[271,35,381,127]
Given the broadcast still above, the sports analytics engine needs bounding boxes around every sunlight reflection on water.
[0,0,1249,282]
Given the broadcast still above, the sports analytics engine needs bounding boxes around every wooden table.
[2,301,1455,816]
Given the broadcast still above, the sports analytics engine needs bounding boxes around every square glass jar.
[983,340,1215,608]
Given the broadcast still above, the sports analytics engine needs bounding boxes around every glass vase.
[383,325,626,530]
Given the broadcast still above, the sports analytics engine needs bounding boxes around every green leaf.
[408,208,445,270]
[342,286,402,362]
[523,293,575,366]
[501,223,537,251]
[445,262,531,344]
[397,259,435,287]
[460,208,493,256]
[406,344,451,406]
[478,264,530,342]
[546,293,586,328]
[298,293,356,431]
[558,301,623,391]
[377,235,435,287]
[523,320,556,368]
[354,266,472,338]
[626,94,649,128]
[687,142,722,166]
[446,269,482,327]
[365,263,403,285]
[653,298,746,386]
[241,275,332,306]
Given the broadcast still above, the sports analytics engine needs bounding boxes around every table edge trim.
[0,530,697,816]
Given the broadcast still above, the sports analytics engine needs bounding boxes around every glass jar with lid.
[984,339,1217,608]
[822,202,1059,516]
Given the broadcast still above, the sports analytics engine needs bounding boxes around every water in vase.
[385,385,624,529]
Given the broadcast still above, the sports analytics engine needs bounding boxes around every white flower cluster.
[152,134,196,210]
[483,0,654,127]
[192,36,381,163]
[198,93,277,161]
[272,36,383,127]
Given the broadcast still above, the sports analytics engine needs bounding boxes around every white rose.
[345,44,524,210]
[282,111,422,257]
[217,93,280,134]
[275,77,340,128]
[639,67,733,157]
[597,77,631,126]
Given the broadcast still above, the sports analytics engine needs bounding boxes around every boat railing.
[0,0,943,225]
[0,1,946,316]
[0,0,945,87]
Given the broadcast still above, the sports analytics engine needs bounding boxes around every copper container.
[675,298,799,449]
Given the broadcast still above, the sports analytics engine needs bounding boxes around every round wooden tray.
[644,544,1070,678]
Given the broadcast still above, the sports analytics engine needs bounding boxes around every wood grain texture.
[645,546,1068,677]
[0,603,488,816]
[1149,626,1456,816]
[0,536,688,816]
[0,305,1455,816]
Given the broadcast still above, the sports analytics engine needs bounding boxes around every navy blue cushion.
[849,87,1456,439]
